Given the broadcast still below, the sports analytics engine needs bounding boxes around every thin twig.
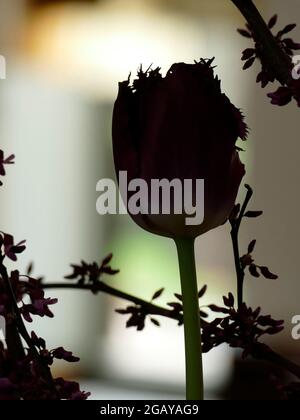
[229,186,300,380]
[230,186,253,308]
[230,231,244,309]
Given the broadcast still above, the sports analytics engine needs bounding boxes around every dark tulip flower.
[113,59,247,238]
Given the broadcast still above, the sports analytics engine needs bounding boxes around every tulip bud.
[112,59,247,239]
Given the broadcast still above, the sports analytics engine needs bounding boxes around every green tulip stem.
[175,238,204,401]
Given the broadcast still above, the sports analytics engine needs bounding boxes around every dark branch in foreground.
[0,257,58,397]
[42,282,183,323]
[231,0,291,85]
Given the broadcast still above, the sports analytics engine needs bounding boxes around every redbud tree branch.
[228,185,300,380]
[0,260,25,360]
[42,281,183,323]
[42,278,300,381]
[231,0,291,85]
[0,256,58,397]
[230,185,253,309]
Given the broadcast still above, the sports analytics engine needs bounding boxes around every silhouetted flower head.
[113,59,247,238]
[202,294,284,357]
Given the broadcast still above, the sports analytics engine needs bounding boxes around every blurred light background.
[0,0,300,400]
